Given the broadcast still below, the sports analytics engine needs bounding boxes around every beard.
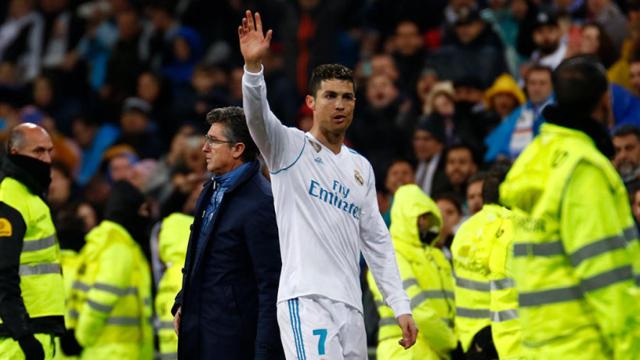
[538,41,559,55]
[617,162,640,183]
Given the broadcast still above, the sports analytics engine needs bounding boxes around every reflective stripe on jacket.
[452,204,521,358]
[155,213,192,360]
[70,220,153,359]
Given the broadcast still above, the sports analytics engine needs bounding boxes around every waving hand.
[238,10,272,73]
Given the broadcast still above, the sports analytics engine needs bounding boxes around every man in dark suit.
[413,116,450,197]
[172,106,284,359]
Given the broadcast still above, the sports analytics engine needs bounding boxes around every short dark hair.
[308,64,355,97]
[445,143,479,166]
[206,106,259,162]
[433,193,463,215]
[613,124,640,142]
[553,55,608,117]
[525,64,553,82]
[482,161,511,205]
[467,171,488,186]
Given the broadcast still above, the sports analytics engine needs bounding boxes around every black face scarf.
[419,230,439,245]
[103,181,150,246]
[2,154,52,199]
[542,104,615,158]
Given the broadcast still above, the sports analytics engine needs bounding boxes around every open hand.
[238,10,272,72]
[397,314,418,349]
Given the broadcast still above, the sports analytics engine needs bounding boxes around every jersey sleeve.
[358,161,411,317]
[242,65,306,173]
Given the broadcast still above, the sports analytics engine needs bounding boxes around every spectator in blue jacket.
[484,64,553,162]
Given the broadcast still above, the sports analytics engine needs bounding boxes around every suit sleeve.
[561,162,640,358]
[0,201,31,340]
[75,242,133,346]
[359,162,411,317]
[244,196,284,358]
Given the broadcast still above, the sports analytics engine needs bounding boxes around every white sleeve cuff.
[243,64,264,87]
[390,299,412,318]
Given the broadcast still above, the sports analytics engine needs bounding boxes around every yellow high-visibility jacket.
[452,204,521,359]
[0,177,65,325]
[155,213,193,360]
[369,184,457,359]
[501,123,640,359]
[69,220,153,360]
[54,249,82,360]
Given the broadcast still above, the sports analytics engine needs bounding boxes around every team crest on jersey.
[308,139,322,153]
[354,169,364,186]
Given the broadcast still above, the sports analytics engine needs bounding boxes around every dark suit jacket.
[173,160,284,359]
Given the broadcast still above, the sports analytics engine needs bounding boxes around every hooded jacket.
[368,184,456,359]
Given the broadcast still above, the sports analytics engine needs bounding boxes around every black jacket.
[173,160,284,359]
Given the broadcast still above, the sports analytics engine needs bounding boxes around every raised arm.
[239,10,304,172]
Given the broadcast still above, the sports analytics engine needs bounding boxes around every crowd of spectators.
[5,0,640,352]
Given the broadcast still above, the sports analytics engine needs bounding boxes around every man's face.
[526,70,553,105]
[120,111,148,134]
[579,26,600,55]
[394,21,422,56]
[72,120,96,148]
[117,11,140,40]
[630,62,640,96]
[384,161,415,194]
[436,198,461,238]
[109,156,133,181]
[307,79,355,138]
[633,190,640,224]
[533,25,561,54]
[12,127,54,164]
[445,148,477,186]
[491,93,519,118]
[413,129,443,161]
[613,134,640,179]
[370,55,399,82]
[202,123,242,175]
[48,167,70,206]
[366,74,398,109]
[455,20,484,45]
[466,180,483,215]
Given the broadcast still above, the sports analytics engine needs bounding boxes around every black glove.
[59,329,83,356]
[17,334,44,360]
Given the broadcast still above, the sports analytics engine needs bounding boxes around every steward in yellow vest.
[501,56,640,359]
[0,124,65,360]
[452,174,521,359]
[154,213,193,360]
[369,184,457,359]
[68,181,153,359]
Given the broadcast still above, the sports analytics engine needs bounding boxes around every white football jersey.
[242,67,410,317]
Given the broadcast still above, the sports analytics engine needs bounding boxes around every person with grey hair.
[0,123,65,359]
[171,106,284,359]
